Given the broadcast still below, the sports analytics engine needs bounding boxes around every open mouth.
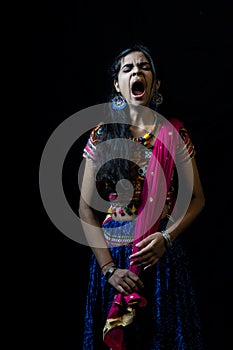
[131,81,145,98]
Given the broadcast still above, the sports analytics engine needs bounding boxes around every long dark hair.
[95,44,158,198]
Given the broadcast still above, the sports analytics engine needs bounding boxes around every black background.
[31,1,232,349]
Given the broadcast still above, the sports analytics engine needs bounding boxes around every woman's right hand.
[108,268,144,295]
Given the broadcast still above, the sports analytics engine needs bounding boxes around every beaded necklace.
[130,115,157,146]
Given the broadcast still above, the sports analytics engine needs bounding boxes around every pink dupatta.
[103,118,183,350]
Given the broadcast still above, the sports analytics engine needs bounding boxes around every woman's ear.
[152,79,161,96]
[114,80,120,93]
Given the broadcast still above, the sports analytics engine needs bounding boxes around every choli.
[83,122,195,219]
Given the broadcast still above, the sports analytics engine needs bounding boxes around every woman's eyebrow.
[138,61,150,66]
[121,63,133,69]
[121,61,150,69]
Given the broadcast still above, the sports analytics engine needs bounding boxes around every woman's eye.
[122,63,151,72]
[122,66,132,72]
[141,64,151,70]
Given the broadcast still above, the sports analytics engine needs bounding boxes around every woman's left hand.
[129,232,166,270]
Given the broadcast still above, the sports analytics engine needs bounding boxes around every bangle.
[101,260,114,270]
[104,266,117,281]
[161,230,172,249]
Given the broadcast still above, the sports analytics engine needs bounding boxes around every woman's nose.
[132,66,141,76]
[133,68,140,75]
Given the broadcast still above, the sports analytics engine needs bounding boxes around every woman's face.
[114,51,155,107]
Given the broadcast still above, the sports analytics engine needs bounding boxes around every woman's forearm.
[167,194,205,242]
[79,198,115,273]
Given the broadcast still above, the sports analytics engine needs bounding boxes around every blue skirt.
[82,219,204,350]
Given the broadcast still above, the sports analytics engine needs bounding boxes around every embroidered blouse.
[83,122,195,220]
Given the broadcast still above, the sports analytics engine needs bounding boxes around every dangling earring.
[155,92,163,105]
[111,94,127,110]
[150,92,163,108]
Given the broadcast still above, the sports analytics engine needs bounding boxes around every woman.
[79,44,205,350]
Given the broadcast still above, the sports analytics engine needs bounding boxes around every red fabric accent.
[104,328,126,350]
[104,118,183,349]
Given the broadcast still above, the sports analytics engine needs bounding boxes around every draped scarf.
[103,117,183,350]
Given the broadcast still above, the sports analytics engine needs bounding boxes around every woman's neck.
[128,106,155,132]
